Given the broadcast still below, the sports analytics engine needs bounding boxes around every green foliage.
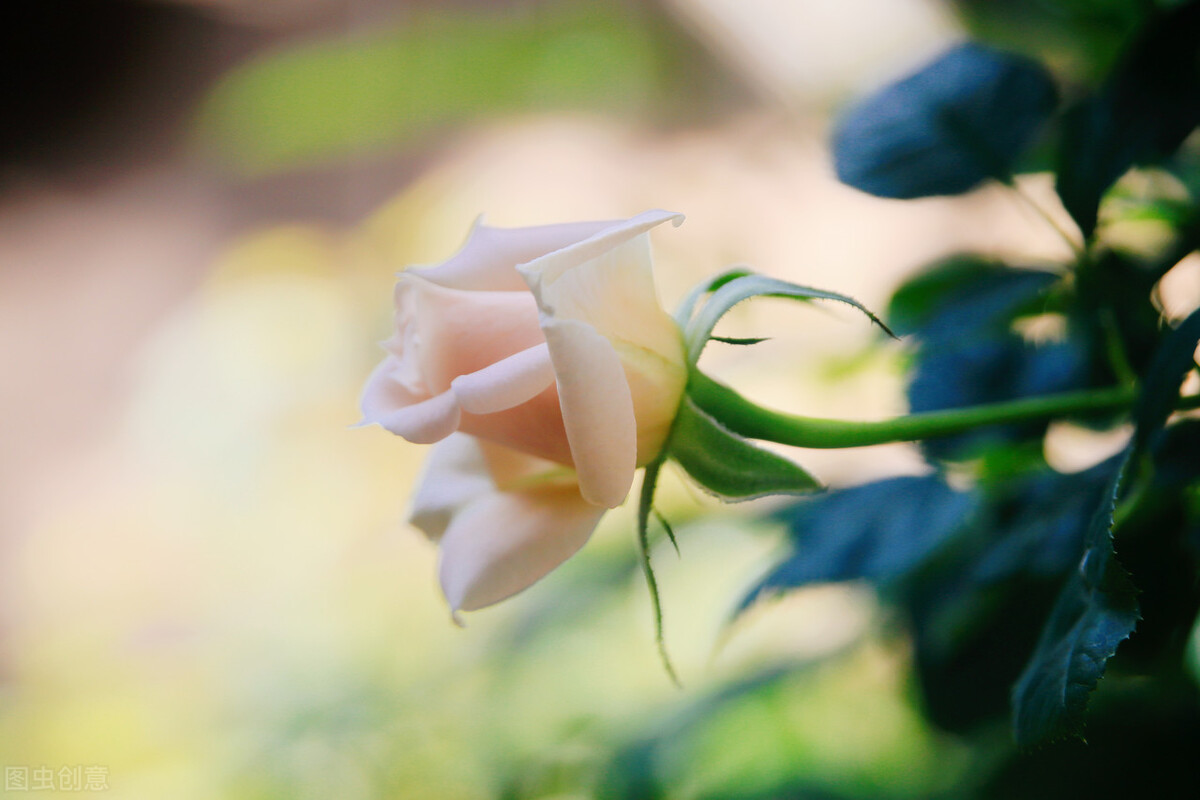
[954,0,1150,81]
[832,44,1057,199]
[747,454,1126,736]
[981,680,1200,798]
[741,475,976,608]
[1011,461,1139,746]
[888,257,1090,459]
[1056,2,1200,237]
[886,257,1061,337]
[596,654,955,800]
[195,4,669,174]
[1133,308,1200,450]
[1010,301,1200,745]
[741,0,1200,767]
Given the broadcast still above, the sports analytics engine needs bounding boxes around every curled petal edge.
[517,210,684,303]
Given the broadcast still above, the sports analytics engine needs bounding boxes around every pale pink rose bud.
[360,211,688,613]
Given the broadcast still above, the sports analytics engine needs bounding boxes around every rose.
[360,210,688,615]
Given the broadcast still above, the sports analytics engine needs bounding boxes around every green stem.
[688,370,1200,449]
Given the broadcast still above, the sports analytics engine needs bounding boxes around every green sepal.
[709,335,770,346]
[673,266,753,326]
[668,394,822,500]
[635,459,680,687]
[680,272,894,364]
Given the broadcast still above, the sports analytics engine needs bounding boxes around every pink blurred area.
[0,0,410,529]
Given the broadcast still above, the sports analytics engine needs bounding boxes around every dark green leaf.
[886,256,1060,340]
[740,475,974,611]
[888,257,1088,459]
[970,458,1125,582]
[832,43,1058,199]
[667,397,821,501]
[906,458,1121,733]
[1012,460,1140,746]
[1056,1,1200,237]
[1105,425,1200,673]
[985,682,1200,800]
[911,575,1062,735]
[1132,306,1200,452]
[1073,249,1168,382]
[1151,419,1200,491]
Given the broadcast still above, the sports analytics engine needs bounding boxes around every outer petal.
[518,210,687,474]
[541,318,637,508]
[412,217,620,292]
[450,343,555,415]
[374,390,461,444]
[517,209,684,363]
[407,434,493,541]
[359,355,422,425]
[437,484,605,613]
[611,339,688,464]
[409,435,578,542]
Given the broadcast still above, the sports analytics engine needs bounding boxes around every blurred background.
[0,1,1152,798]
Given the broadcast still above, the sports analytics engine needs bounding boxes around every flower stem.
[688,370,1200,449]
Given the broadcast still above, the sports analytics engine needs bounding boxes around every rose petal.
[518,209,685,370]
[450,343,555,415]
[437,485,605,612]
[517,210,681,299]
[412,217,620,291]
[519,210,682,286]
[375,390,461,444]
[611,339,688,464]
[458,387,572,467]
[359,356,422,426]
[407,434,493,541]
[475,439,578,492]
[398,275,544,394]
[541,318,637,508]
